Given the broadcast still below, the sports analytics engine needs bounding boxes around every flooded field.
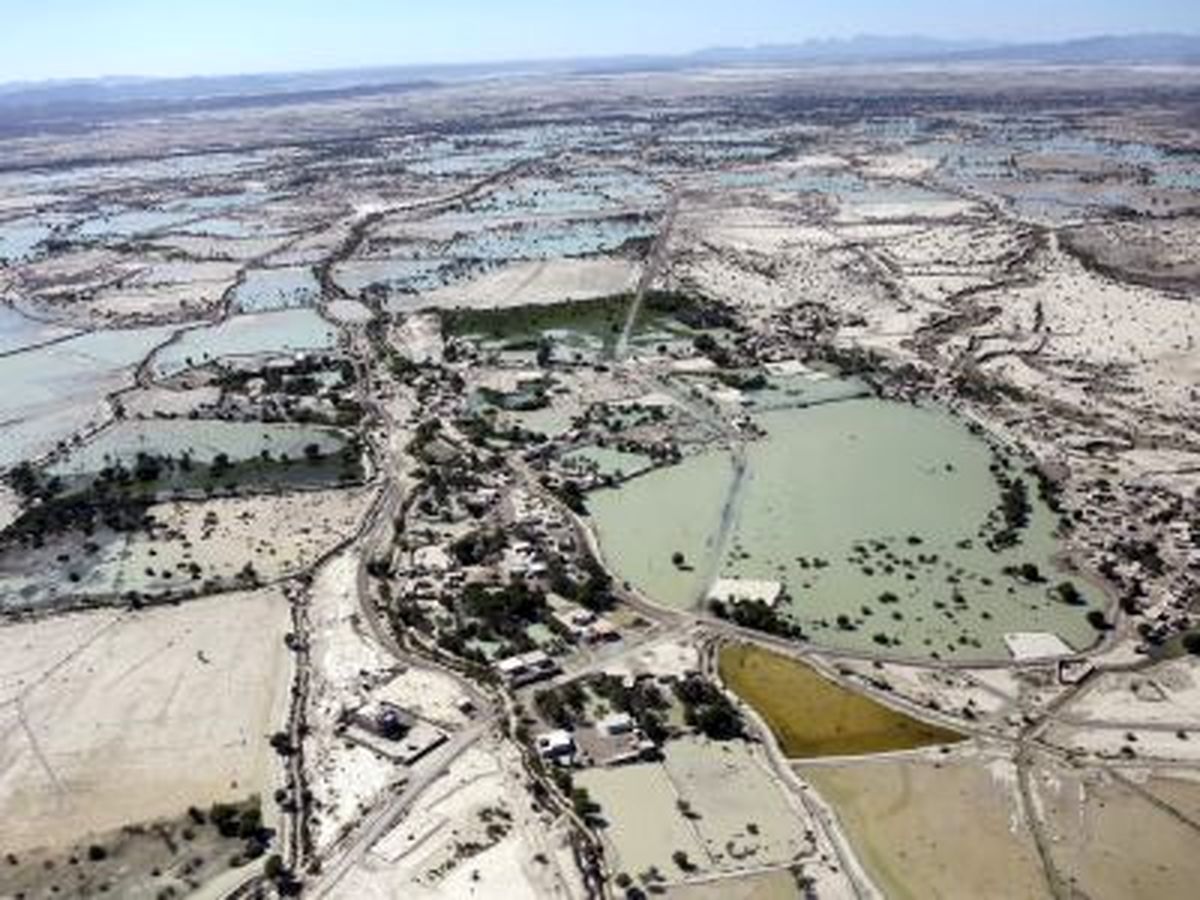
[0,303,76,354]
[591,396,1103,660]
[720,643,963,758]
[50,419,346,471]
[0,324,178,466]
[152,308,339,377]
[231,265,321,312]
[0,218,56,263]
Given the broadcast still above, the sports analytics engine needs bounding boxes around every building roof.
[597,712,634,733]
[708,578,783,607]
[495,649,554,673]
[1003,631,1074,661]
[535,730,575,754]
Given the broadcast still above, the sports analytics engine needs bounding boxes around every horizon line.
[2,29,1198,91]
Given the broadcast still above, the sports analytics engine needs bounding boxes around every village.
[0,57,1199,900]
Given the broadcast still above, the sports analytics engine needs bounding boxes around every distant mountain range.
[0,32,1197,130]
[684,32,1200,66]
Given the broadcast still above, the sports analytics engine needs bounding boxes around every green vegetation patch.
[444,294,633,351]
[442,291,734,356]
[719,643,964,758]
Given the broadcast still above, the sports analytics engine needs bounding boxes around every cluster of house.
[549,594,619,643]
[535,711,658,769]
[492,596,622,689]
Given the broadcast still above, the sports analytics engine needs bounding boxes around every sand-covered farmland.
[1033,762,1200,899]
[0,587,291,853]
[801,755,1048,899]
[663,870,804,900]
[578,735,813,883]
[405,257,642,311]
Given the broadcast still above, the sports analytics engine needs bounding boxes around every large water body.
[589,397,1102,661]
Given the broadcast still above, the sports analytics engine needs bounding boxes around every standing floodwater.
[590,396,1103,661]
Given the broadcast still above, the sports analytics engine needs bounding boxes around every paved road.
[614,192,679,360]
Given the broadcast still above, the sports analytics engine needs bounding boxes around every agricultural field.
[576,736,815,885]
[719,643,965,758]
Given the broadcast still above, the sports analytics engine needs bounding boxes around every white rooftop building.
[495,649,560,688]
[535,729,576,762]
[708,578,784,607]
[1003,632,1074,662]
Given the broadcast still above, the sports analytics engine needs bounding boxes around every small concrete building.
[495,649,560,688]
[597,712,635,736]
[535,729,576,763]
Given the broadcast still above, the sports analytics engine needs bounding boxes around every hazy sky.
[2,0,1198,82]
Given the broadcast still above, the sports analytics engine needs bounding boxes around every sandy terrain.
[374,667,475,730]
[392,312,444,364]
[800,753,1049,900]
[827,657,1014,722]
[1139,769,1200,823]
[119,384,224,419]
[408,258,641,311]
[1063,658,1200,730]
[601,635,700,681]
[664,870,803,900]
[0,587,291,853]
[305,550,400,852]
[1033,761,1200,899]
[153,235,291,261]
[1042,722,1200,763]
[331,740,569,900]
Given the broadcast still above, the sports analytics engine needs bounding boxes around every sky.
[1,0,1198,82]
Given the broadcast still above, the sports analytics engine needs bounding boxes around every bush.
[1055,581,1085,605]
